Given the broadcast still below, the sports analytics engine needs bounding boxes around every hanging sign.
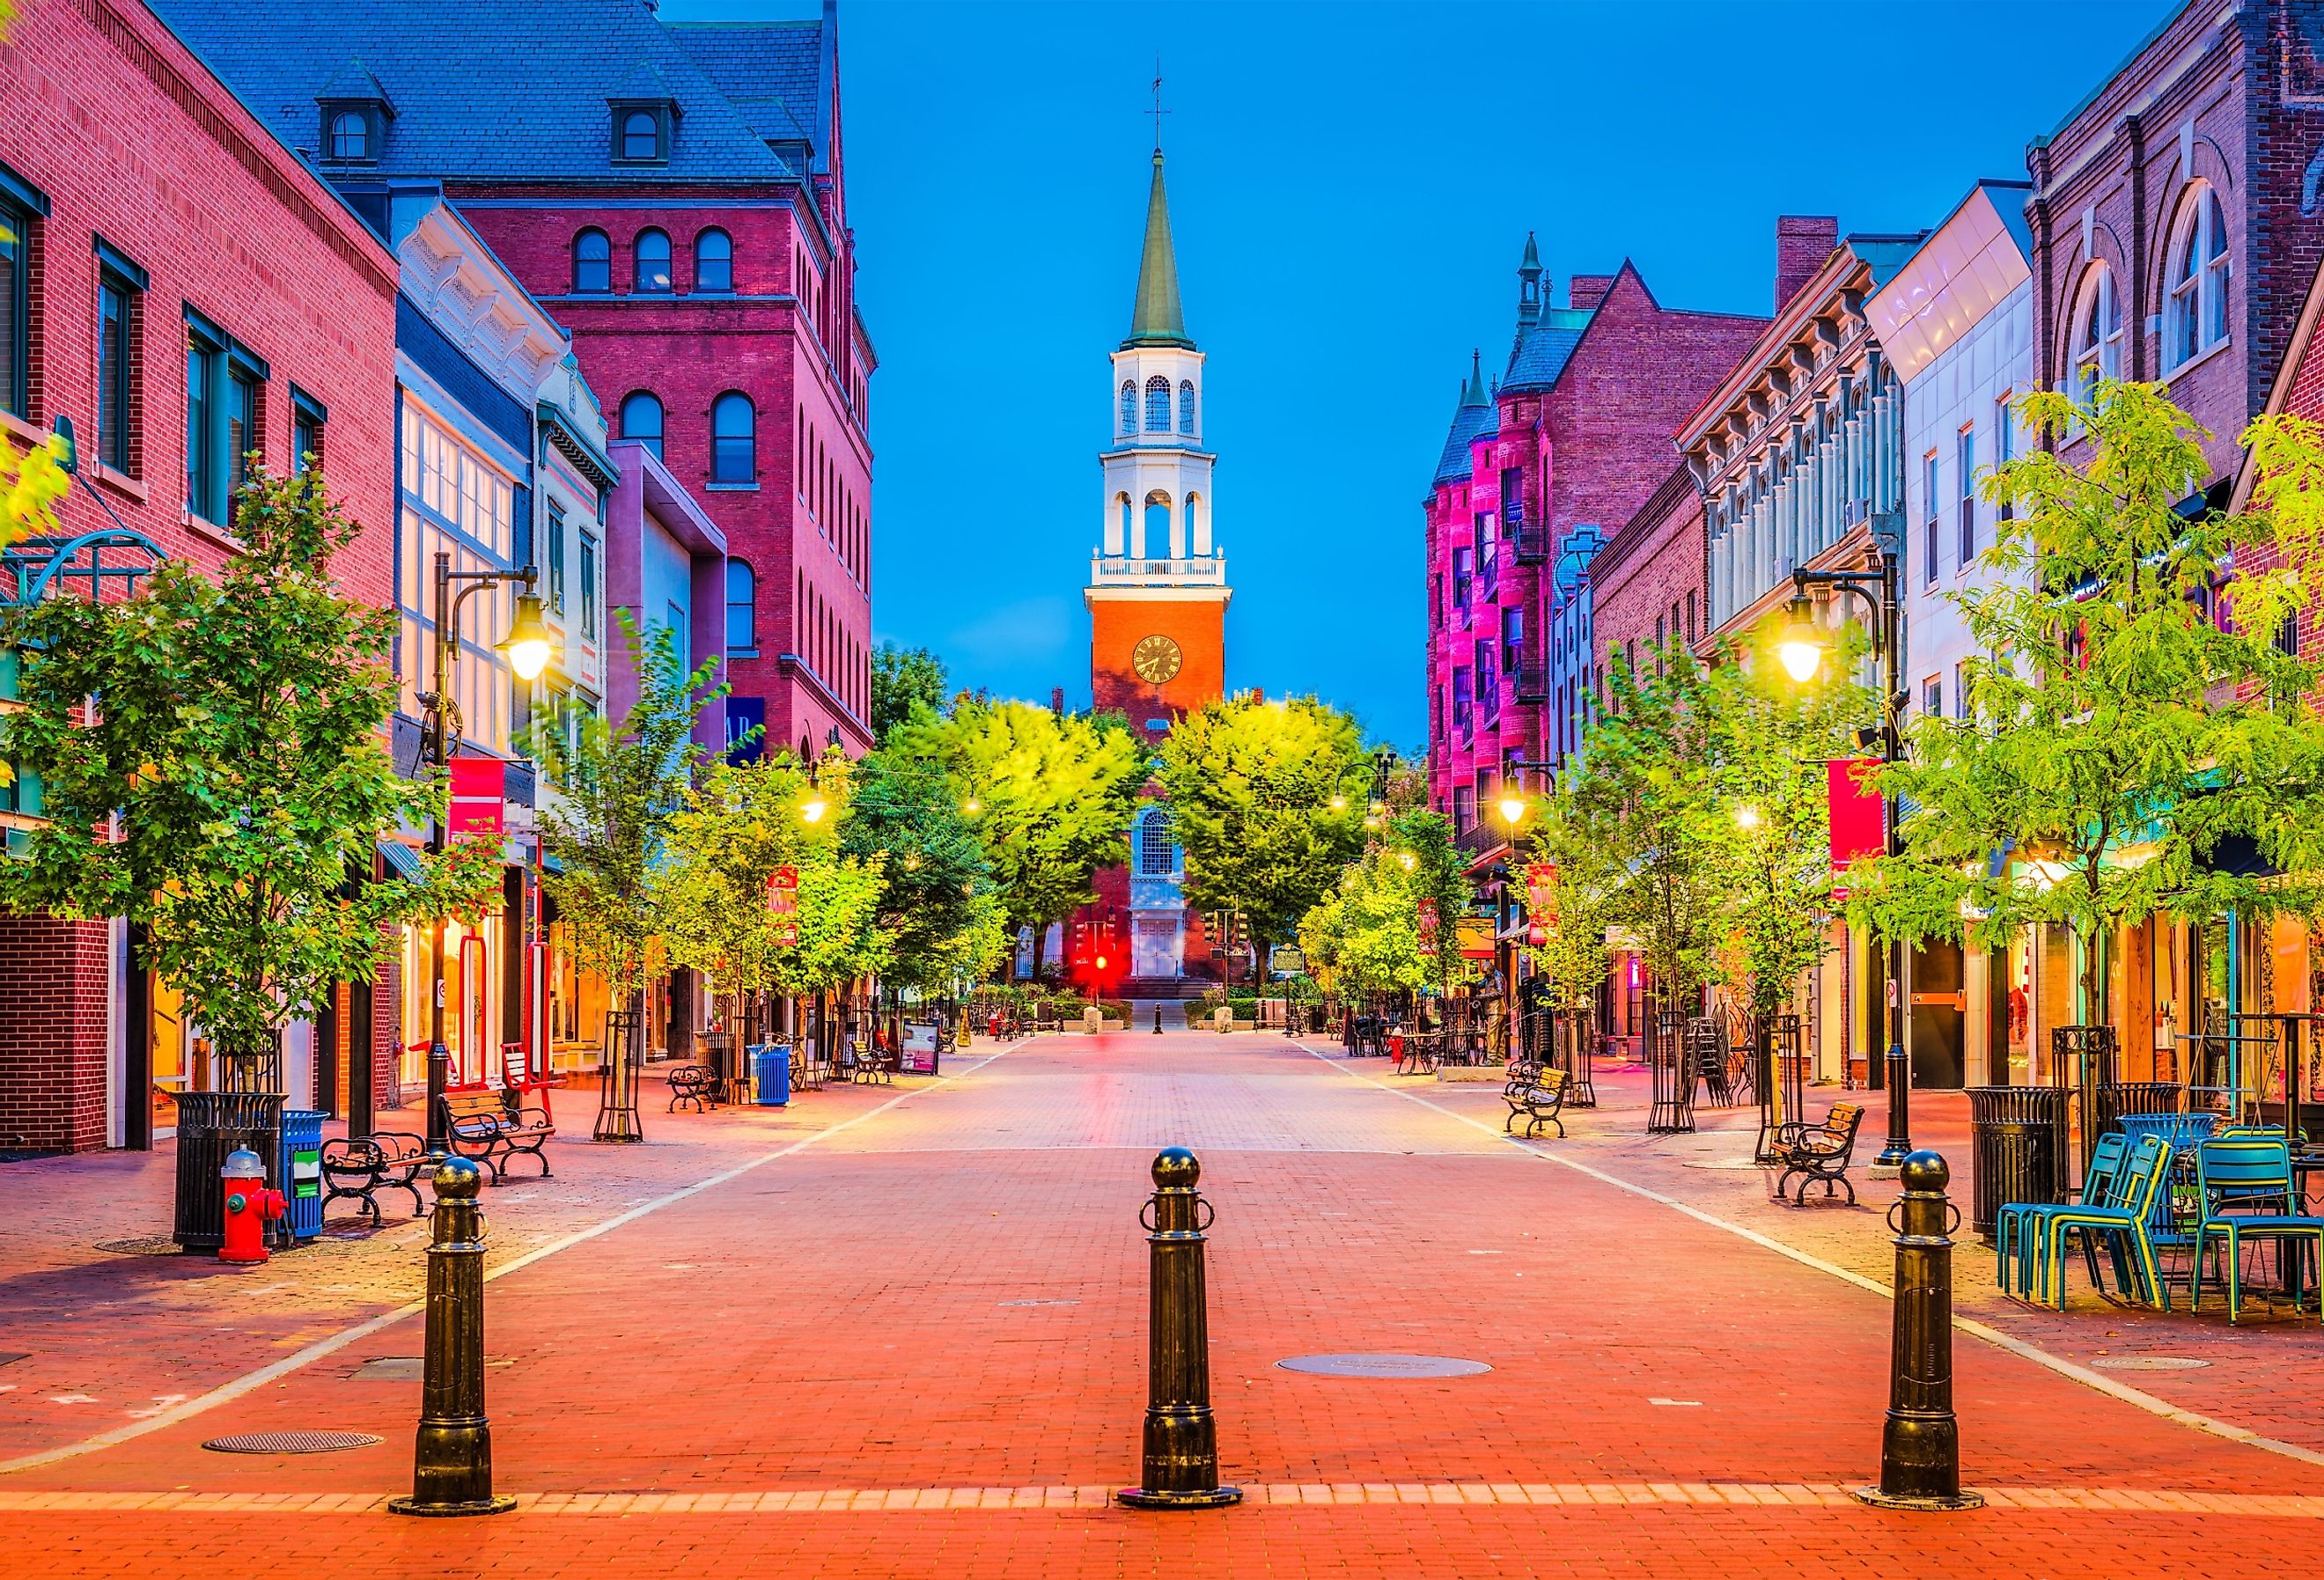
[1417,898,1439,951]
[765,864,800,946]
[1524,862,1559,925]
[448,755,505,840]
[1827,758,1886,884]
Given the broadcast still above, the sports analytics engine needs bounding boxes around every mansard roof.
[151,0,827,184]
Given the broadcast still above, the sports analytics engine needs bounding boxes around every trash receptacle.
[171,1091,287,1252]
[1967,1085,2070,1240]
[278,1109,326,1246]
[754,1043,791,1107]
[2094,1082,2183,1139]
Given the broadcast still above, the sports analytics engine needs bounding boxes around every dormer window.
[609,69,679,167]
[314,57,393,168]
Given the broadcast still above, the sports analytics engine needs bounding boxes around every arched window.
[328,111,368,161]
[2165,185,2230,371]
[2070,263,2121,408]
[1145,375,1170,431]
[694,228,732,292]
[619,392,664,461]
[1143,489,1172,559]
[621,109,659,161]
[1119,381,1136,434]
[710,392,755,483]
[1136,808,1175,875]
[1179,380,1195,436]
[573,229,611,294]
[635,228,672,293]
[726,559,755,652]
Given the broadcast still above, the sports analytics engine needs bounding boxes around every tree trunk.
[1029,920,1047,981]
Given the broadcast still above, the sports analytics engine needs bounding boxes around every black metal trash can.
[1967,1085,2070,1240]
[171,1091,287,1251]
[2093,1082,2183,1139]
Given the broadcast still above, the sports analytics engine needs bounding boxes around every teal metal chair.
[1997,1133,2128,1299]
[2039,1135,2172,1311]
[2189,1138,2324,1324]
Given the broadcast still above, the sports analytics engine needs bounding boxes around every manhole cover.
[350,1357,424,1380]
[997,1299,1080,1308]
[1276,1354,1492,1378]
[95,1238,185,1256]
[2092,1356,2211,1371]
[202,1431,382,1455]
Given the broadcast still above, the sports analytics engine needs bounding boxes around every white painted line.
[0,1042,1022,1478]
[1291,1043,2324,1471]
[1648,1399,1703,1407]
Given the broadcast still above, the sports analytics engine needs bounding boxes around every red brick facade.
[2027,0,2324,489]
[0,0,400,1151]
[1589,465,1704,685]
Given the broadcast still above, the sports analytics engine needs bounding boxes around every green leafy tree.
[768,848,893,996]
[1154,694,1370,955]
[1298,810,1472,999]
[870,642,950,742]
[890,697,1145,975]
[0,466,498,1060]
[1844,380,2324,1025]
[840,748,1004,990]
[530,614,719,1030]
[656,750,843,1026]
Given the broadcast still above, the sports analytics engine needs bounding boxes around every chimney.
[1569,275,1616,312]
[1774,215,1839,312]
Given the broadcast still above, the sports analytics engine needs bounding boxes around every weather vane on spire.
[1150,56,1170,152]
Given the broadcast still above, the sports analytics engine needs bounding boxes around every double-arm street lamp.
[1774,548,1911,1175]
[416,550,555,1156]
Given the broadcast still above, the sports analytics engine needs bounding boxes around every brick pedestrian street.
[4,1031,2324,1576]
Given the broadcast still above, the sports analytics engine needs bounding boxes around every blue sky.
[665,0,2173,748]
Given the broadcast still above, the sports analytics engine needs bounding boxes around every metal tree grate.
[202,1430,382,1455]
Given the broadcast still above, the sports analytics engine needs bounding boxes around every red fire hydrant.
[219,1146,283,1265]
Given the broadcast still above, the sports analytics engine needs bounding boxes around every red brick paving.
[5,1032,2324,1576]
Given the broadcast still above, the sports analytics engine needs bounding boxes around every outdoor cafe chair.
[2037,1135,2171,1312]
[1997,1132,2129,1299]
[2188,1138,2324,1325]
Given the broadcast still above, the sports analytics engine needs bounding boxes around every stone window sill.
[704,481,760,492]
[94,463,148,503]
[182,511,245,554]
[2161,334,2232,386]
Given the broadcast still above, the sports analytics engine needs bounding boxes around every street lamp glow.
[800,794,828,825]
[1776,593,1824,685]
[499,592,555,681]
[1735,805,1761,831]
[1396,850,1416,872]
[961,796,982,816]
[1497,793,1528,828]
[1329,795,1348,812]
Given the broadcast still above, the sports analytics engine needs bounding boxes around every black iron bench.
[1503,1067,1571,1139]
[438,1088,555,1183]
[666,1063,717,1112]
[320,1130,427,1224]
[1772,1101,1865,1206]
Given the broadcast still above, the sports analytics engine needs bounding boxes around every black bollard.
[1118,1147,1241,1510]
[1856,1150,1982,1511]
[388,1157,517,1517]
[1154,1005,1164,1035]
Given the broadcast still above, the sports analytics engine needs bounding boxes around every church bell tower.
[1087,147,1228,743]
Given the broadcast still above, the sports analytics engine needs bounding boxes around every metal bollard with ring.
[1118,1147,1241,1509]
[388,1156,517,1517]
[1154,1006,1164,1035]
[1856,1149,1981,1510]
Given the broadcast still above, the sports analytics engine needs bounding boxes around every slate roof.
[1433,354,1497,489]
[149,0,825,185]
[665,21,824,157]
[1499,315,1587,395]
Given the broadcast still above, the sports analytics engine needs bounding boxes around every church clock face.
[1131,633,1184,684]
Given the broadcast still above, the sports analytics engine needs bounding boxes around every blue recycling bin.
[277,1109,326,1245]
[754,1043,791,1107]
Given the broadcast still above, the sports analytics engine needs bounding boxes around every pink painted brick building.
[0,0,401,1151]
[1423,239,1762,840]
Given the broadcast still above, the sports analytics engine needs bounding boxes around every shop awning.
[377,840,425,883]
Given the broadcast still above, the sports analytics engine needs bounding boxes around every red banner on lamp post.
[1827,758,1886,886]
[1523,861,1558,926]
[447,755,504,840]
[765,864,800,945]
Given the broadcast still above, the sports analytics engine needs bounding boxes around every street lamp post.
[1776,550,1909,1176]
[416,551,554,1157]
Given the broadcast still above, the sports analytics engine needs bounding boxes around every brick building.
[2027,0,2324,497]
[158,0,876,762]
[1423,240,1762,845]
[0,0,401,1151]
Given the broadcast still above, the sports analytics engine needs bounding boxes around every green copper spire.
[1123,151,1194,349]
[1461,349,1489,408]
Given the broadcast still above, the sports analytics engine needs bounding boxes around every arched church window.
[1120,381,1136,434]
[1145,376,1170,432]
[1144,490,1172,559]
[1136,808,1175,875]
[1179,381,1195,436]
